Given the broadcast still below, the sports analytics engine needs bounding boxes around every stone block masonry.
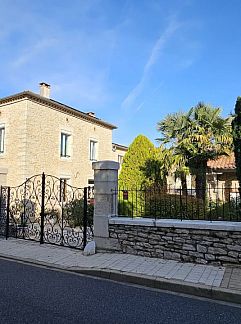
[0,96,115,187]
[109,219,241,265]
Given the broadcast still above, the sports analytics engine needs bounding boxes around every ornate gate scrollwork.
[0,174,94,249]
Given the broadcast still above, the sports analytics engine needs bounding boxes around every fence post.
[92,161,119,251]
[22,181,27,239]
[83,187,88,248]
[40,173,45,244]
[6,187,10,240]
[179,189,183,221]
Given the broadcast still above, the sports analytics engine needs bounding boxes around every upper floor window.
[60,132,70,157]
[90,140,97,161]
[118,155,123,165]
[0,126,5,154]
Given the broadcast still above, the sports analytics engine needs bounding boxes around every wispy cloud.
[2,1,120,108]
[121,18,182,110]
[54,74,111,108]
[11,38,58,68]
[135,82,164,113]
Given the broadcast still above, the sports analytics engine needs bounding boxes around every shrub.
[64,198,94,228]
[117,188,241,221]
[207,200,241,221]
[144,191,206,220]
[118,199,135,217]
[117,189,207,219]
[117,189,146,217]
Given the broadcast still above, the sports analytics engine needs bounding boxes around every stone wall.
[109,219,241,265]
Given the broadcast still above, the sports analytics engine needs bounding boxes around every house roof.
[0,91,117,130]
[112,143,128,151]
[207,153,236,170]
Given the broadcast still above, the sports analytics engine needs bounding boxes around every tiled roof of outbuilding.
[207,153,236,170]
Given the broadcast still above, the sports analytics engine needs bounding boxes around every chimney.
[39,82,50,98]
[87,112,95,118]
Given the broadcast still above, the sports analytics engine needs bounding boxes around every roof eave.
[0,91,117,130]
[112,142,128,151]
[207,167,236,173]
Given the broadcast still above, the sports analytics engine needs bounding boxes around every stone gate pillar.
[92,160,120,251]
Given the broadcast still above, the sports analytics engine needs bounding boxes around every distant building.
[207,153,238,201]
[0,82,126,187]
[166,153,238,201]
[112,143,128,170]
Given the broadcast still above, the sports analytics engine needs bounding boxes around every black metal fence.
[0,173,94,249]
[113,186,241,221]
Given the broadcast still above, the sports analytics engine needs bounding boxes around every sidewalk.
[0,238,241,304]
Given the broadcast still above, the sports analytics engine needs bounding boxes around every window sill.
[60,156,71,161]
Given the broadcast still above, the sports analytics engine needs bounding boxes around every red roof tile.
[207,153,236,170]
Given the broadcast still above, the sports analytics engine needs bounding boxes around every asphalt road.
[0,258,241,324]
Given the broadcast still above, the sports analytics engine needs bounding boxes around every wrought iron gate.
[0,174,94,249]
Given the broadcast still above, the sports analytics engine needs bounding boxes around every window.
[88,179,94,186]
[0,126,5,153]
[60,178,69,202]
[60,132,70,157]
[118,155,123,165]
[90,140,97,161]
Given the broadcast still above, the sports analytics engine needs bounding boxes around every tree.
[157,102,233,199]
[169,150,190,195]
[141,146,172,189]
[119,135,156,189]
[232,97,241,197]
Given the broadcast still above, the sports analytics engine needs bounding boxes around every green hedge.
[118,191,241,221]
[144,193,206,219]
[118,191,206,219]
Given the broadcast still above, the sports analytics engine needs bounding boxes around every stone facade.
[0,89,119,187]
[109,223,241,265]
[0,98,28,186]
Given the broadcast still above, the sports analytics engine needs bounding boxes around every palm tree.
[157,102,233,200]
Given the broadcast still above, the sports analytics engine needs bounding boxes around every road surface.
[0,258,240,324]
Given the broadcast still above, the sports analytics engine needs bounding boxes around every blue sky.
[1,0,241,146]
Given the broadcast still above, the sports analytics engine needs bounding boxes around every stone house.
[165,153,239,201]
[207,153,239,201]
[0,82,126,188]
[112,143,128,170]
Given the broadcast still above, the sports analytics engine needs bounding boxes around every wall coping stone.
[109,217,241,231]
[92,160,119,171]
[109,217,155,227]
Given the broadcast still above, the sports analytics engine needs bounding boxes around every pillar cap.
[92,160,119,170]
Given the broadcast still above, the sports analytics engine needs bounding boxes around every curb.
[1,253,241,305]
[71,267,241,304]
